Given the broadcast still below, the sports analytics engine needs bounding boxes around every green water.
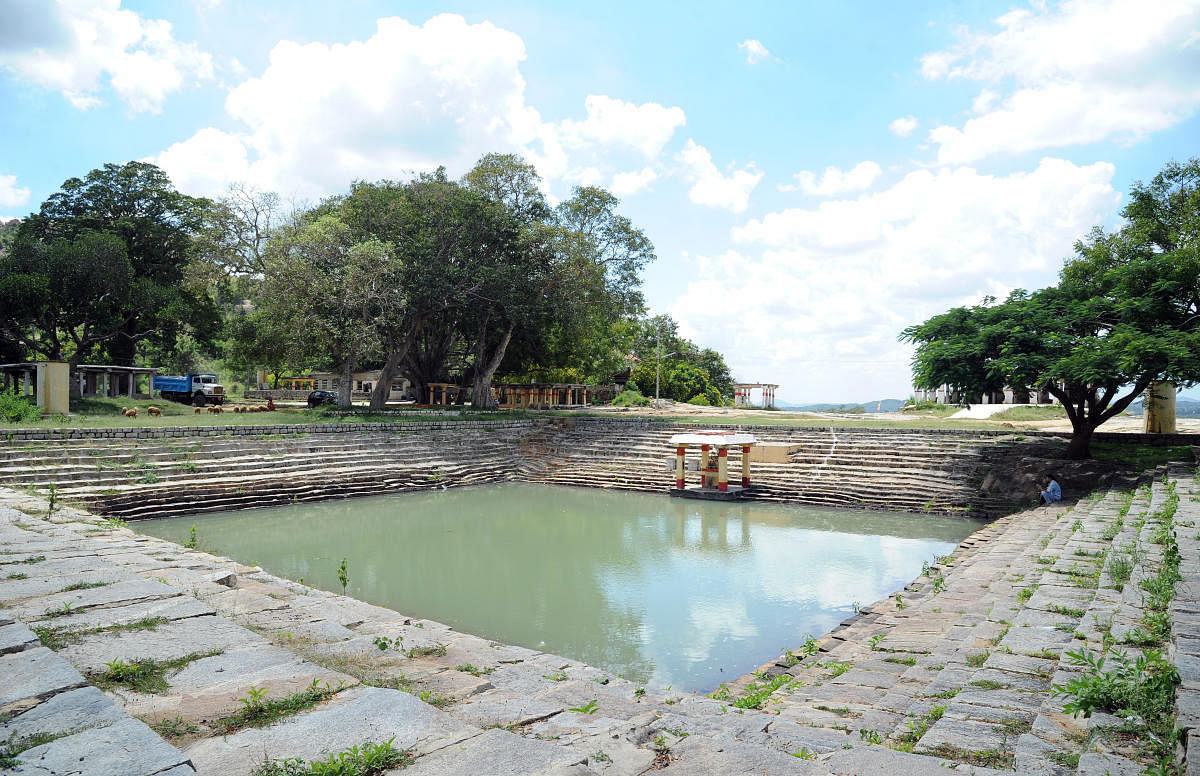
[135,483,986,691]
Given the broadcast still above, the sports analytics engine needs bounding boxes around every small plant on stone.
[868,634,887,650]
[183,525,199,550]
[543,670,569,682]
[372,635,403,652]
[569,699,599,714]
[455,664,494,677]
[792,748,817,760]
[931,576,946,593]
[337,557,349,593]
[45,483,58,517]
[801,634,820,656]
[826,661,851,677]
[858,728,883,745]
[239,686,270,711]
[43,601,75,617]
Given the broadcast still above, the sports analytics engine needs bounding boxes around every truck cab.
[152,373,226,406]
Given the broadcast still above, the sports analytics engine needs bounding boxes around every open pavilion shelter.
[668,431,758,501]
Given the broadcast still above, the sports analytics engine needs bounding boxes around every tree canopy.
[6,162,221,367]
[903,158,1200,458]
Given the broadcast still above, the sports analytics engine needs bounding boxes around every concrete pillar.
[717,448,728,492]
[700,445,710,487]
[35,361,69,415]
[127,372,134,398]
[675,446,686,489]
[741,446,751,487]
[1144,381,1176,434]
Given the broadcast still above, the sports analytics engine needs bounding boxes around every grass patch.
[966,650,989,668]
[251,739,412,776]
[60,581,110,591]
[89,650,221,694]
[1017,584,1038,603]
[216,681,342,734]
[883,656,917,666]
[1048,604,1086,618]
[925,744,1014,769]
[455,664,494,677]
[405,643,447,658]
[990,405,1067,421]
[0,731,73,769]
[1089,442,1193,470]
[34,616,168,650]
[968,679,1008,690]
[147,716,200,739]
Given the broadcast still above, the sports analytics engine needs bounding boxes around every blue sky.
[2,0,1198,402]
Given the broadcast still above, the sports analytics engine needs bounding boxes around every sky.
[1,0,1198,403]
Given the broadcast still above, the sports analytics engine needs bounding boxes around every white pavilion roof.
[668,431,757,447]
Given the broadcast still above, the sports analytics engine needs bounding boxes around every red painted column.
[741,445,751,487]
[700,444,710,487]
[675,446,686,489]
[717,448,729,491]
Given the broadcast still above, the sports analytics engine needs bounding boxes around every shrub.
[686,394,710,406]
[612,389,650,407]
[0,388,40,423]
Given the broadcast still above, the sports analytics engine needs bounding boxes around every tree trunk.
[339,359,354,409]
[369,321,424,410]
[471,327,513,410]
[1064,420,1096,459]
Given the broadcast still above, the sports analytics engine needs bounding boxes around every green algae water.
[135,483,985,692]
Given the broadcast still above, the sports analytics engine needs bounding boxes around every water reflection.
[135,484,985,691]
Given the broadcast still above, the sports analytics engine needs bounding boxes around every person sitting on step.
[1037,473,1062,505]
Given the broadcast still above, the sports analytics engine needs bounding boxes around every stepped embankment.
[1,418,1178,518]
[2,465,1198,774]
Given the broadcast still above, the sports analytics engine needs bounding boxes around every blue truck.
[152,373,226,406]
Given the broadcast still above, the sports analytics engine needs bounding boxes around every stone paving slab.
[5,715,194,776]
[56,614,262,672]
[183,685,476,773]
[0,686,127,744]
[400,728,591,776]
[0,647,87,706]
[0,621,38,655]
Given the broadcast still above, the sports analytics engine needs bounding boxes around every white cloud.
[921,0,1200,163]
[553,95,685,160]
[888,115,918,137]
[673,158,1120,401]
[779,161,881,196]
[738,39,770,64]
[611,167,659,196]
[676,139,763,213]
[0,0,213,113]
[0,173,32,210]
[151,14,687,200]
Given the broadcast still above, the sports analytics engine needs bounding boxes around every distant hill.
[776,399,905,413]
[1127,398,1200,418]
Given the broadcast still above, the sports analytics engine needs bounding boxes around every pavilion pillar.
[675,446,686,489]
[717,448,729,492]
[582,388,587,405]
[700,445,710,487]
[23,371,33,396]
[741,445,751,487]
[127,372,134,398]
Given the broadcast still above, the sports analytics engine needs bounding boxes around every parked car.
[307,390,340,408]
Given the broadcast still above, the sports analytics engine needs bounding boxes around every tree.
[903,158,1200,459]
[17,162,221,366]
[0,230,133,368]
[260,215,396,408]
